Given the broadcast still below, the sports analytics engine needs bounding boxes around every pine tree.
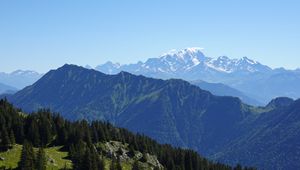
[82,147,93,170]
[28,121,40,147]
[39,121,52,146]
[91,124,99,143]
[9,130,15,145]
[90,146,99,170]
[0,126,11,150]
[36,147,46,170]
[19,140,36,170]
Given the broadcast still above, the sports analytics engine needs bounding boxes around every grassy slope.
[0,144,72,170]
[0,144,22,169]
[0,144,152,170]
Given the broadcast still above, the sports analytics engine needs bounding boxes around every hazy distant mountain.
[190,80,262,106]
[95,48,300,104]
[0,82,18,94]
[8,64,300,169]
[0,70,42,89]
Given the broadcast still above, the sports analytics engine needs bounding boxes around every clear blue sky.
[1,0,299,73]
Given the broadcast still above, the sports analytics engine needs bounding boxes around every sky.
[0,0,299,73]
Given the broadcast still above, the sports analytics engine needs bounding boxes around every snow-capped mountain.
[96,47,271,77]
[10,70,41,77]
[0,70,42,89]
[207,56,272,73]
[153,47,209,72]
[95,47,300,104]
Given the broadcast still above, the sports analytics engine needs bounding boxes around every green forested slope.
[0,99,251,170]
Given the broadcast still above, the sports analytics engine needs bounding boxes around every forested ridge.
[0,99,254,170]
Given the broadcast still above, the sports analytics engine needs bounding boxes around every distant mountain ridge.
[95,48,300,104]
[190,80,262,106]
[6,64,300,169]
[0,70,42,89]
[0,82,18,94]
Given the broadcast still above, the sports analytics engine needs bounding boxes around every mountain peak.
[161,47,204,57]
[266,97,294,108]
[59,64,83,70]
[158,47,208,70]
[182,47,204,53]
[11,70,40,76]
[240,56,258,65]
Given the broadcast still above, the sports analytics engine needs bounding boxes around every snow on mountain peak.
[156,47,208,71]
[11,70,39,76]
[160,47,206,63]
[182,47,204,53]
[161,47,204,57]
[95,47,270,75]
[240,56,258,65]
[178,47,204,57]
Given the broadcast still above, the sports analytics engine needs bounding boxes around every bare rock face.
[99,141,163,169]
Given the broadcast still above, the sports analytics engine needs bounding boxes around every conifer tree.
[82,147,93,170]
[90,146,100,170]
[9,130,15,145]
[39,121,52,146]
[36,147,47,170]
[28,121,40,147]
[1,126,11,150]
[19,140,36,170]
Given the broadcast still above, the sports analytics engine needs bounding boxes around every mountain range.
[190,80,261,106]
[6,64,300,169]
[0,70,42,90]
[95,48,300,104]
